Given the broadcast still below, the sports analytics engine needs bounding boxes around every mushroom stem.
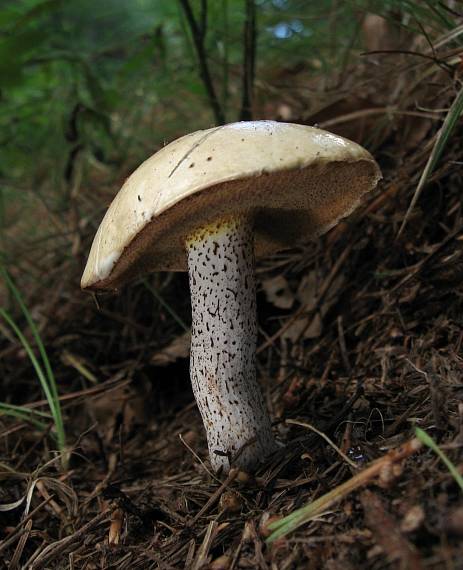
[186,216,277,472]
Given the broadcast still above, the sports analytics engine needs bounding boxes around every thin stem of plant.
[239,0,256,121]
[179,0,225,124]
[266,437,422,543]
[286,419,357,469]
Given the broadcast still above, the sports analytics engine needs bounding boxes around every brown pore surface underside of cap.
[85,159,379,292]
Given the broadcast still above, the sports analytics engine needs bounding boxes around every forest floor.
[1,42,463,570]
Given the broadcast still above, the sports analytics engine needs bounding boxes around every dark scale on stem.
[186,216,277,472]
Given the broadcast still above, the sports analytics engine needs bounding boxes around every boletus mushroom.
[81,121,381,473]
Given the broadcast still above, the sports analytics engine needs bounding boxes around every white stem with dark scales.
[186,216,277,472]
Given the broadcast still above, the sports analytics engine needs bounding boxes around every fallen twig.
[26,510,109,569]
[266,437,422,543]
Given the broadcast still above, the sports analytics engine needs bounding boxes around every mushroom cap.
[82,121,381,291]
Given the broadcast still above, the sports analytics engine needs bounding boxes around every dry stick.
[229,524,249,570]
[286,419,357,469]
[178,433,218,481]
[364,48,455,71]
[390,226,463,293]
[160,532,196,567]
[0,497,53,556]
[27,510,110,570]
[192,521,219,570]
[267,437,423,543]
[184,539,196,569]
[22,375,130,411]
[188,468,239,526]
[179,0,225,125]
[239,0,256,121]
[337,315,351,375]
[265,384,363,484]
[9,519,32,570]
[318,107,443,130]
[35,481,63,518]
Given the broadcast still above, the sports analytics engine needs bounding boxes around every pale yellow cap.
[82,121,381,291]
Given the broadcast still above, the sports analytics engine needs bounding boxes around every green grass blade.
[0,308,54,405]
[0,308,66,455]
[1,269,60,401]
[266,437,423,544]
[265,485,342,543]
[0,402,52,419]
[0,269,66,455]
[398,84,463,237]
[415,427,463,491]
[0,403,49,432]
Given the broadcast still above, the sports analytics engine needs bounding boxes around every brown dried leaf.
[87,385,144,442]
[283,271,345,341]
[151,330,191,366]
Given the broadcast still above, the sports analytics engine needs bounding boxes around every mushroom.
[81,121,381,472]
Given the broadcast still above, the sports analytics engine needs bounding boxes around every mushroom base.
[186,216,277,472]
